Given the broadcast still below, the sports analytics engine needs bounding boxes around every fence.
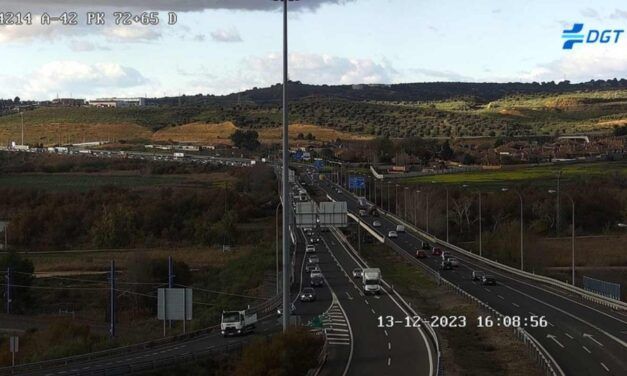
[583,276,621,301]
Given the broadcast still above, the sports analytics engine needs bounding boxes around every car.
[415,250,427,259]
[310,270,323,279]
[308,255,320,264]
[472,271,485,281]
[310,275,324,287]
[482,275,496,285]
[388,231,398,238]
[352,268,363,278]
[441,251,451,260]
[448,257,459,267]
[372,220,382,227]
[440,260,453,270]
[359,209,367,216]
[421,241,431,250]
[309,236,320,244]
[300,287,316,302]
[432,247,442,256]
[305,245,316,253]
[396,225,405,233]
[305,263,318,273]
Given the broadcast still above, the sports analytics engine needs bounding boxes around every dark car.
[482,275,496,285]
[421,242,431,251]
[440,260,453,270]
[415,250,427,259]
[305,263,318,273]
[310,275,324,287]
[300,287,316,302]
[432,247,442,256]
[472,271,485,281]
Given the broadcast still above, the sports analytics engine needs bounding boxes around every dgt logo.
[562,23,624,49]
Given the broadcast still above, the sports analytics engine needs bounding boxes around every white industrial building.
[89,97,146,108]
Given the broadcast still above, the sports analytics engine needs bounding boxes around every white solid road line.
[583,333,604,347]
[600,362,609,372]
[512,303,520,308]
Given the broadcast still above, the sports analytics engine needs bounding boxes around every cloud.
[210,28,242,42]
[409,68,473,82]
[245,52,396,85]
[0,61,149,99]
[69,39,110,52]
[103,25,162,42]
[609,9,627,19]
[2,0,356,12]
[519,47,627,82]
[580,8,600,19]
[193,34,206,42]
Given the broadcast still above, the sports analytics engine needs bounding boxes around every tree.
[0,251,34,313]
[13,96,20,104]
[90,204,137,248]
[440,140,454,160]
[230,130,260,151]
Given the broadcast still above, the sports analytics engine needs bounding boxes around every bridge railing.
[382,210,627,311]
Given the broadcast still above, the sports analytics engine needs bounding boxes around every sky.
[2,0,627,100]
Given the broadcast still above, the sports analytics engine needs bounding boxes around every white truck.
[358,197,368,208]
[173,152,185,158]
[362,268,382,295]
[220,309,257,337]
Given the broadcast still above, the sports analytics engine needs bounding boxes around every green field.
[400,161,627,187]
[0,173,183,191]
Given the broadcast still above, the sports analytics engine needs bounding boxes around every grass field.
[152,121,236,144]
[401,161,627,187]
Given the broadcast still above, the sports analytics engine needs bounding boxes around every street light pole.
[395,184,399,216]
[404,187,408,219]
[415,190,420,227]
[275,202,281,296]
[279,0,291,332]
[502,188,524,270]
[426,192,430,234]
[387,182,391,212]
[463,185,482,256]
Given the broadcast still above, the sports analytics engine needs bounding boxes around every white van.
[396,224,405,233]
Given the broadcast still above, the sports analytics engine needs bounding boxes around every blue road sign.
[348,176,365,190]
[314,159,324,170]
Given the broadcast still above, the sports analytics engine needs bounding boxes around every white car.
[305,245,316,253]
[352,268,363,278]
[448,257,460,267]
[441,251,451,260]
[388,231,398,238]
[372,221,381,227]
[310,268,323,279]
[308,255,320,264]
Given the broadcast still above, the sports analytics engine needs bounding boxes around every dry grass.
[0,123,151,146]
[528,235,627,268]
[257,123,374,142]
[152,121,237,144]
[28,246,250,273]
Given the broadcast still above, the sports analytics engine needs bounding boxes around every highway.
[290,180,437,375]
[307,172,627,376]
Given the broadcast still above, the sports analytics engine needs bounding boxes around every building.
[89,97,146,108]
[51,98,85,107]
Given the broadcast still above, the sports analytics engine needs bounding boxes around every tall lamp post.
[275,0,298,332]
[463,184,482,256]
[415,190,420,227]
[404,187,409,220]
[549,190,575,286]
[502,188,524,271]
[395,184,399,216]
[20,112,24,145]
[425,191,431,234]
[387,181,391,212]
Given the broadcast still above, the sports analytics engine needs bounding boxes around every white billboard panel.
[158,288,192,321]
[319,201,347,227]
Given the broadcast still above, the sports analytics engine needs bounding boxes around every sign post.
[9,336,18,366]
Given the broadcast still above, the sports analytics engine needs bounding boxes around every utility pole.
[109,260,116,338]
[556,170,562,236]
[168,256,174,329]
[19,112,24,146]
[280,0,291,332]
[5,267,10,314]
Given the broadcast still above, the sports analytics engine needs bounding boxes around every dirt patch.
[152,121,237,144]
[0,123,152,146]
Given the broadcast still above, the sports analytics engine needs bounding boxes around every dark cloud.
[4,0,356,12]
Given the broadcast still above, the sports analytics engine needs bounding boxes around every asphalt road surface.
[307,172,627,376]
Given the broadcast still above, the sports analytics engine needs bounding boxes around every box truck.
[220,309,257,337]
[362,268,382,295]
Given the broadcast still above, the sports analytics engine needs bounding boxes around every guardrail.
[330,227,442,376]
[382,211,627,311]
[0,295,282,375]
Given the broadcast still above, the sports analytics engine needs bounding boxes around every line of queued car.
[415,241,496,285]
